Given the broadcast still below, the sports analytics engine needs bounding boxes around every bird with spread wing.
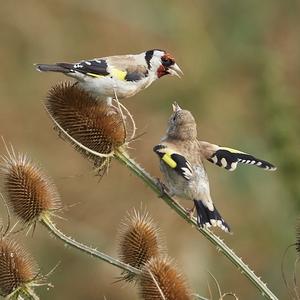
[153,103,276,232]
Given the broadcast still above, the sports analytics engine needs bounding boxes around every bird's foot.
[185,206,195,220]
[156,178,168,198]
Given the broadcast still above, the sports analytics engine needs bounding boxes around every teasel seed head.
[118,209,164,282]
[139,256,191,300]
[1,149,61,224]
[0,238,39,297]
[45,82,128,175]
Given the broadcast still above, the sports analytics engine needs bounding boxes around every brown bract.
[46,82,126,154]
[0,238,38,296]
[1,152,61,224]
[139,256,191,300]
[118,210,163,282]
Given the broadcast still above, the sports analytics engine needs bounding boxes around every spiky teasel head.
[118,209,164,282]
[0,147,61,225]
[139,256,191,300]
[0,238,39,298]
[45,82,130,176]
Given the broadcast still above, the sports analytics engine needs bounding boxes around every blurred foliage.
[0,0,300,299]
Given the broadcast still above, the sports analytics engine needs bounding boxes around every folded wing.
[153,144,193,180]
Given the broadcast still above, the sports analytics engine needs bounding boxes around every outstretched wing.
[153,144,193,180]
[199,142,277,171]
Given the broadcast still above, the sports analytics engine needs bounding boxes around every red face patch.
[157,65,168,78]
[157,52,175,78]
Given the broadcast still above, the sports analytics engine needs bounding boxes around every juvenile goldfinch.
[35,49,182,104]
[153,103,277,232]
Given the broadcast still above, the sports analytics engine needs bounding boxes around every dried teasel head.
[139,256,191,300]
[0,238,39,297]
[45,82,130,175]
[0,147,61,224]
[118,209,164,282]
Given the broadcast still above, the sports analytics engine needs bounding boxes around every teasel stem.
[12,287,40,300]
[0,143,141,279]
[114,148,278,300]
[43,84,277,299]
[40,215,141,277]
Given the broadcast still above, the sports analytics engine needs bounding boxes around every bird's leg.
[113,86,127,132]
[156,178,169,198]
[185,205,196,220]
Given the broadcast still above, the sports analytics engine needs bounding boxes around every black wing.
[208,147,277,171]
[153,144,193,180]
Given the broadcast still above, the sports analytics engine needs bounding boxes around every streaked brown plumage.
[154,103,277,232]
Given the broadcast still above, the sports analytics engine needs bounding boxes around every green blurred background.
[1,0,300,299]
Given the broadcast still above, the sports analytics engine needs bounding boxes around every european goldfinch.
[35,49,182,104]
[153,103,277,232]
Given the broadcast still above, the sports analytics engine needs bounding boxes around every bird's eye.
[161,57,173,67]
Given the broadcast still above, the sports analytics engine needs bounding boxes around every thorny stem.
[41,215,141,276]
[114,148,279,300]
[6,287,40,300]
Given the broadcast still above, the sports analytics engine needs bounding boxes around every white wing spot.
[229,162,237,171]
[210,219,217,227]
[212,156,218,163]
[182,167,193,179]
[217,220,223,227]
[85,61,92,65]
[221,158,227,167]
[205,222,212,228]
[186,161,193,169]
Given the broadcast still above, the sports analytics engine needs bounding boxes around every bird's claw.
[185,206,195,220]
[156,178,167,198]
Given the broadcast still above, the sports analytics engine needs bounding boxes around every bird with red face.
[36,49,183,105]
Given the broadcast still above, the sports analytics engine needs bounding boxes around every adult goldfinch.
[153,103,276,232]
[35,49,182,104]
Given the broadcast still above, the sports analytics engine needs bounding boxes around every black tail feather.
[193,200,230,232]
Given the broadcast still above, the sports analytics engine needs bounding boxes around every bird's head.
[144,49,183,79]
[166,102,197,140]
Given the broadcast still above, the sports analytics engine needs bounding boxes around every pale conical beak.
[172,102,182,112]
[168,63,183,78]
